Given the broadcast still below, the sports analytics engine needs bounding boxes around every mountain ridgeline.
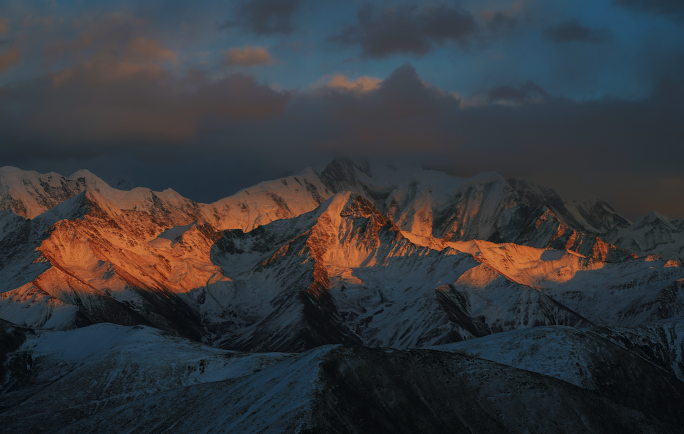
[0,159,682,351]
[2,159,684,433]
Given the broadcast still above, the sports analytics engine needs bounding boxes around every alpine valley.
[1,159,683,433]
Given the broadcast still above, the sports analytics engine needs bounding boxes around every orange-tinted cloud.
[0,49,20,71]
[50,57,163,85]
[50,37,176,85]
[225,46,273,66]
[127,37,176,62]
[326,75,381,93]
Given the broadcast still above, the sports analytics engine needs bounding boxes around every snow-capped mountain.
[0,173,681,351]
[605,210,684,262]
[434,324,684,411]
[318,159,631,249]
[1,159,632,248]
[506,178,631,234]
[2,320,683,433]
[0,161,681,346]
[208,192,592,351]
[2,159,684,433]
[105,177,136,191]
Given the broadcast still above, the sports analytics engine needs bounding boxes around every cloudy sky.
[0,0,683,219]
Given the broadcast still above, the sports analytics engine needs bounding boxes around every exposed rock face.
[1,159,632,252]
[208,192,603,351]
[0,167,87,219]
[317,159,635,263]
[0,162,683,352]
[507,178,631,234]
[1,161,684,433]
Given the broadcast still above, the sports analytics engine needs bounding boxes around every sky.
[0,0,683,219]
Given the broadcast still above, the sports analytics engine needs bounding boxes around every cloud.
[0,14,9,36]
[45,12,148,63]
[220,0,303,35]
[173,64,681,218]
[483,11,517,34]
[314,64,456,123]
[50,37,177,85]
[225,46,273,66]
[613,0,684,18]
[1,0,683,219]
[486,81,547,104]
[324,75,381,93]
[0,49,19,72]
[23,14,55,27]
[53,57,164,84]
[544,20,612,44]
[126,36,176,62]
[0,65,290,152]
[329,3,479,58]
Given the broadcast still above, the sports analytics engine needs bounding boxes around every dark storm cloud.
[485,12,517,35]
[2,56,683,217]
[613,0,684,17]
[211,64,683,218]
[0,68,290,155]
[487,81,547,103]
[329,3,479,58]
[44,12,150,64]
[544,21,612,44]
[220,0,303,35]
[318,64,451,119]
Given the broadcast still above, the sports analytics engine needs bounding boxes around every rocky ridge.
[2,160,684,433]
[0,161,683,350]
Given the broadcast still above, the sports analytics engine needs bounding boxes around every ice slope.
[2,322,683,433]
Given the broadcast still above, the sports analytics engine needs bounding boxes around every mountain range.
[1,159,683,433]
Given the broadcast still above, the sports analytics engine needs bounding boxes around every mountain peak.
[315,191,354,215]
[646,210,670,221]
[0,166,24,175]
[314,192,390,229]
[69,169,99,180]
[633,210,676,229]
